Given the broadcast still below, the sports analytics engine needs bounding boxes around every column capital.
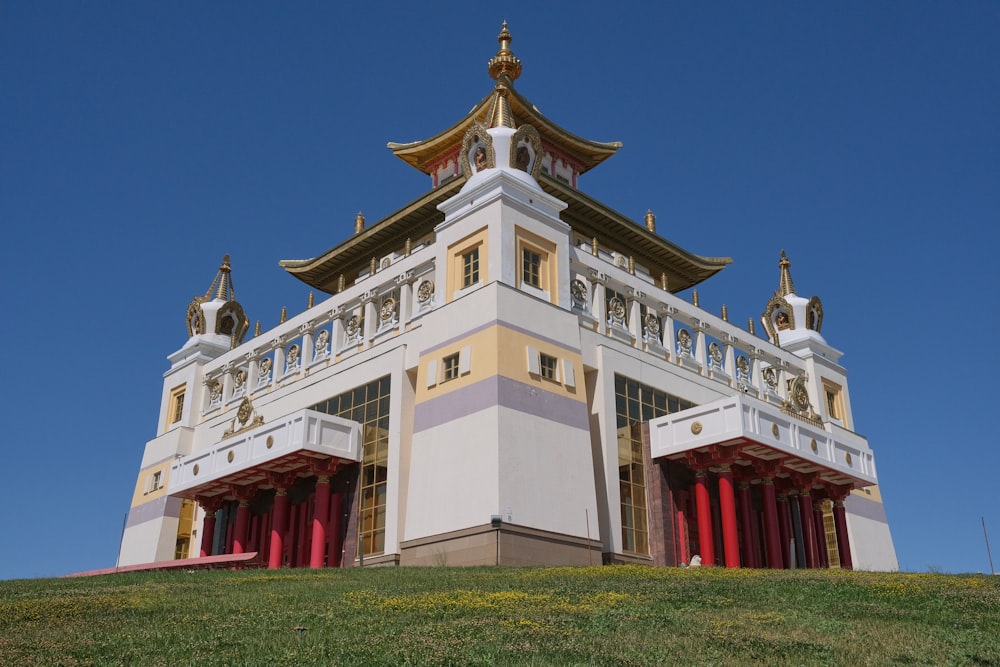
[229,483,257,504]
[309,456,340,478]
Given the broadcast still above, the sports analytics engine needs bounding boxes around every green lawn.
[1,566,997,666]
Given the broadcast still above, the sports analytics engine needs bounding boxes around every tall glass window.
[311,375,391,557]
[614,374,694,555]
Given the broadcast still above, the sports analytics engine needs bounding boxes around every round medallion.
[691,421,703,435]
[794,385,811,411]
[381,257,391,269]
[227,451,234,463]
[736,355,750,375]
[380,297,396,321]
[417,280,434,303]
[237,398,252,425]
[266,435,274,449]
[315,330,329,348]
[644,313,661,335]
[708,342,723,364]
[609,296,626,319]
[810,439,818,453]
[771,423,780,437]
[571,279,587,303]
[845,452,853,465]
[677,328,692,351]
[193,464,199,476]
[286,344,300,364]
[762,368,777,390]
[234,369,247,387]
[259,357,272,374]
[345,315,360,337]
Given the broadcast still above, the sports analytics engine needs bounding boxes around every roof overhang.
[168,409,361,500]
[647,394,877,488]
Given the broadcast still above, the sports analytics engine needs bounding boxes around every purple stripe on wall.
[414,375,589,433]
[125,495,183,529]
[421,319,581,356]
[845,493,888,524]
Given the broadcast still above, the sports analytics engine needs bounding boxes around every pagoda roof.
[280,173,730,295]
[387,84,622,176]
[387,21,621,176]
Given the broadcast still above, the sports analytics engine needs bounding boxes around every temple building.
[118,24,897,571]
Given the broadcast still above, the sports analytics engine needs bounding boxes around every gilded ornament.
[644,312,661,335]
[380,297,396,321]
[845,452,853,465]
[677,328,693,351]
[227,451,235,463]
[345,315,360,337]
[417,280,434,303]
[810,439,818,453]
[193,464,199,476]
[570,279,588,304]
[708,342,723,365]
[762,367,777,390]
[510,124,543,179]
[459,123,495,178]
[691,421,703,435]
[736,355,750,375]
[266,435,274,449]
[771,423,780,437]
[609,296,626,319]
[259,357,272,375]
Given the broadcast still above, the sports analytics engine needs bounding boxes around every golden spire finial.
[488,21,522,83]
[778,249,796,297]
[354,211,365,235]
[645,209,656,232]
[204,254,235,301]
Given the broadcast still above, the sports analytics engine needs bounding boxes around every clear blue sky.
[1,3,997,579]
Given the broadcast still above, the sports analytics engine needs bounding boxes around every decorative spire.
[354,211,365,235]
[204,254,235,302]
[487,21,522,83]
[645,209,656,232]
[487,83,515,128]
[778,250,796,296]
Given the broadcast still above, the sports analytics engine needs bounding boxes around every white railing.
[200,242,437,418]
[569,244,807,406]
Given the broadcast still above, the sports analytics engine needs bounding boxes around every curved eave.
[280,178,466,294]
[540,175,731,292]
[388,85,621,175]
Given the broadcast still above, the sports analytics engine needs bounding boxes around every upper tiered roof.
[280,23,731,295]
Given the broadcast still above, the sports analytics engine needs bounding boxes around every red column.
[833,499,853,570]
[311,476,332,568]
[200,511,217,558]
[232,502,251,554]
[737,482,756,568]
[269,489,290,569]
[694,470,715,566]
[197,495,225,558]
[798,491,818,568]
[760,479,783,569]
[777,493,792,569]
[813,501,830,568]
[717,466,740,569]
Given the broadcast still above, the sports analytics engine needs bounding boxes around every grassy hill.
[1,565,997,666]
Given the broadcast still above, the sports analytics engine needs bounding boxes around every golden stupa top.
[777,249,796,297]
[387,23,622,175]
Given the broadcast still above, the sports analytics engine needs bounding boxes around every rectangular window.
[522,247,541,288]
[614,374,695,556]
[311,376,391,559]
[462,248,480,288]
[823,380,845,424]
[167,385,186,426]
[539,353,558,381]
[442,353,460,382]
